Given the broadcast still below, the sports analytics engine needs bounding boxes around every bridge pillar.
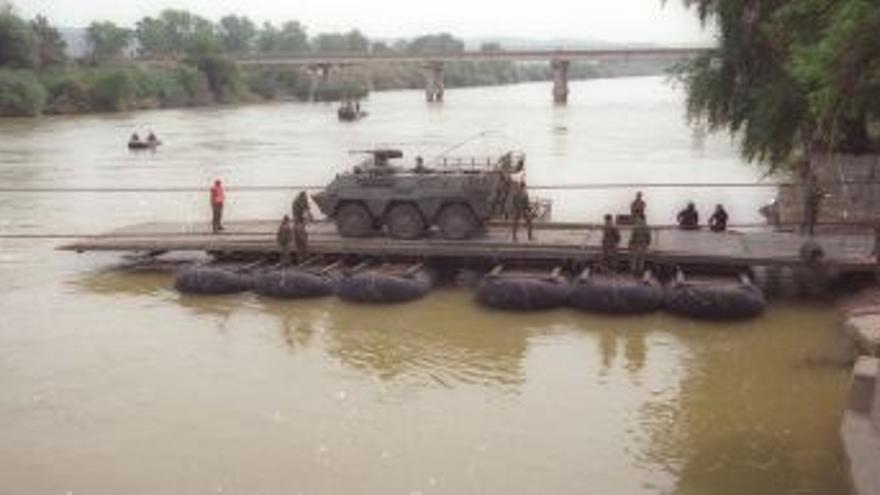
[307,64,333,102]
[551,59,570,104]
[424,62,445,102]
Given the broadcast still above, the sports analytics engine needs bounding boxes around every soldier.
[677,202,699,230]
[292,191,312,224]
[512,181,533,241]
[210,179,225,233]
[276,215,293,266]
[708,204,729,232]
[601,214,621,272]
[630,191,646,221]
[628,216,651,275]
[803,172,825,236]
[293,216,308,261]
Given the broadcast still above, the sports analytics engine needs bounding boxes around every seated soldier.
[677,202,700,230]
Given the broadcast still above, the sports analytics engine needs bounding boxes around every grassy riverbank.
[0,58,669,117]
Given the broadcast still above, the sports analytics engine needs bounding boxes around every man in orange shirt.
[210,179,225,233]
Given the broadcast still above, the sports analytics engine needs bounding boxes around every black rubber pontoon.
[174,267,252,294]
[664,273,766,319]
[253,268,335,299]
[570,270,663,314]
[476,267,571,311]
[336,265,434,303]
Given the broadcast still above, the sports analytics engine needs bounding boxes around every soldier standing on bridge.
[601,214,621,272]
[630,191,646,221]
[293,215,308,261]
[292,191,312,224]
[210,179,225,233]
[276,215,293,266]
[628,216,651,275]
[803,172,826,236]
[512,180,533,242]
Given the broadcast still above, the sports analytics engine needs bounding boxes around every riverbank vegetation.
[678,0,880,171]
[0,3,670,117]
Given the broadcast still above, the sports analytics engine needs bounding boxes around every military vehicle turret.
[313,149,525,240]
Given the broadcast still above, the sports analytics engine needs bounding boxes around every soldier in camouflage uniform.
[512,181,533,242]
[292,191,312,224]
[276,215,293,266]
[628,216,651,275]
[601,214,621,272]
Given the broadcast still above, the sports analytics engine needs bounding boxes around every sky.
[11,0,713,45]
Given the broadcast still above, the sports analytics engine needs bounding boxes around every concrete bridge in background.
[141,47,709,103]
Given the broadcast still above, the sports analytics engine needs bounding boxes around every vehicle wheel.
[437,204,479,240]
[385,203,426,240]
[335,203,374,237]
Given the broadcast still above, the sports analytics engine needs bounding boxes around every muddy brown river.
[0,77,850,494]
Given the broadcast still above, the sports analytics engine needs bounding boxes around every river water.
[0,77,850,494]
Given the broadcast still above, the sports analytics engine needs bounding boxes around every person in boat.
[628,215,651,275]
[630,191,646,221]
[146,131,158,144]
[601,214,621,272]
[709,204,729,232]
[276,215,293,266]
[355,100,361,113]
[512,180,533,242]
[677,202,699,230]
[129,132,141,145]
[292,191,312,224]
[210,179,225,233]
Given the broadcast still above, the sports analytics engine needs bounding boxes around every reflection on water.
[0,78,850,494]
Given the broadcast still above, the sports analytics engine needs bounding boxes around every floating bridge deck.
[59,220,879,273]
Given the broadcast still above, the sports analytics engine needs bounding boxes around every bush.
[38,71,89,114]
[85,69,136,111]
[0,70,46,116]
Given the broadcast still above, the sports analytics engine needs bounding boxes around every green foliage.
[0,11,35,67]
[85,69,136,111]
[86,21,132,63]
[136,9,220,57]
[312,30,369,53]
[0,69,45,115]
[30,15,66,67]
[219,15,256,53]
[185,52,245,102]
[405,33,465,54]
[678,0,880,167]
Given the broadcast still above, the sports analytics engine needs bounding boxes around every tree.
[31,15,66,67]
[0,10,35,67]
[136,9,221,58]
[677,0,880,169]
[277,21,309,52]
[219,15,256,54]
[313,33,350,53]
[406,33,464,54]
[86,21,132,63]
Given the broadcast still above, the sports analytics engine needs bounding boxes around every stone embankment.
[838,288,880,495]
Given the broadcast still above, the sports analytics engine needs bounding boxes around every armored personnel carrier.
[313,149,525,240]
